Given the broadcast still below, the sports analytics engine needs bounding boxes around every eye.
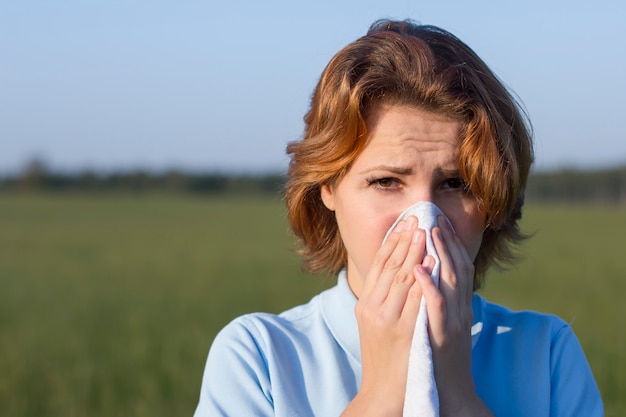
[443,177,468,190]
[367,177,401,190]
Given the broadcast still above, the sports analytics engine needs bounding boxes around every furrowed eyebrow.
[358,165,414,175]
[436,168,461,177]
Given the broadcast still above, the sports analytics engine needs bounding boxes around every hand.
[343,216,433,416]
[414,215,493,417]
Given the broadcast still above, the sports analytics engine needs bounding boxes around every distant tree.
[19,157,50,190]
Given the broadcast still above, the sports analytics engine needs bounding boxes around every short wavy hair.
[285,19,533,289]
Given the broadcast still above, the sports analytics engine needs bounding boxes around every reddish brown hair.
[286,20,533,289]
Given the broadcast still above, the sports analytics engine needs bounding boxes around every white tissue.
[382,201,452,417]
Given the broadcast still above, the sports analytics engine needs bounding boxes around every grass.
[0,194,623,416]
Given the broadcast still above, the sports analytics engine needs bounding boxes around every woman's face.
[321,104,487,296]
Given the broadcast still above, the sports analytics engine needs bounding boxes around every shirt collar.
[319,270,361,363]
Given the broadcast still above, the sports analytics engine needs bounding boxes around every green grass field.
[0,194,623,416]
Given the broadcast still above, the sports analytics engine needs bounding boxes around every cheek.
[460,229,484,262]
[447,207,486,262]
[337,208,397,265]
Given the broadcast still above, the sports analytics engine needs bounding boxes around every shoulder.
[472,294,583,371]
[479,295,565,324]
[194,295,326,417]
[472,295,603,416]
[209,292,324,363]
[476,294,569,339]
[225,292,322,337]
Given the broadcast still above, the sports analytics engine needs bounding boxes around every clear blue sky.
[1,0,625,175]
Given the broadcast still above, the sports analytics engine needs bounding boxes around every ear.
[320,183,336,211]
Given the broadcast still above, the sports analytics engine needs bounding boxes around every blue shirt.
[194,272,603,416]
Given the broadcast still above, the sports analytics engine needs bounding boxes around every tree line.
[1,159,286,196]
[2,159,625,204]
[525,166,626,204]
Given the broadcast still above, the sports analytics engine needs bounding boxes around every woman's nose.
[408,188,435,204]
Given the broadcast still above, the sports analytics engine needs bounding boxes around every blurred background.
[1,1,624,416]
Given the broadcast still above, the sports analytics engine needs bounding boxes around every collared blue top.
[194,272,603,416]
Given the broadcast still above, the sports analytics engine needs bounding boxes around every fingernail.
[405,216,416,230]
[394,220,405,233]
[437,215,445,228]
[412,230,422,244]
[423,255,435,269]
[438,215,451,232]
[415,265,428,278]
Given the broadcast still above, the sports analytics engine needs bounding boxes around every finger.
[431,226,466,332]
[366,217,418,304]
[431,227,456,294]
[414,264,446,345]
[421,254,436,277]
[437,216,470,274]
[397,241,431,326]
[362,219,406,296]
[436,216,474,305]
[384,228,426,319]
[401,277,423,328]
[432,223,474,344]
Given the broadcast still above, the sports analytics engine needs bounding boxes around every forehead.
[358,104,462,160]
[366,103,460,137]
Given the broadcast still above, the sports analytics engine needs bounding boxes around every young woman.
[194,19,603,416]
